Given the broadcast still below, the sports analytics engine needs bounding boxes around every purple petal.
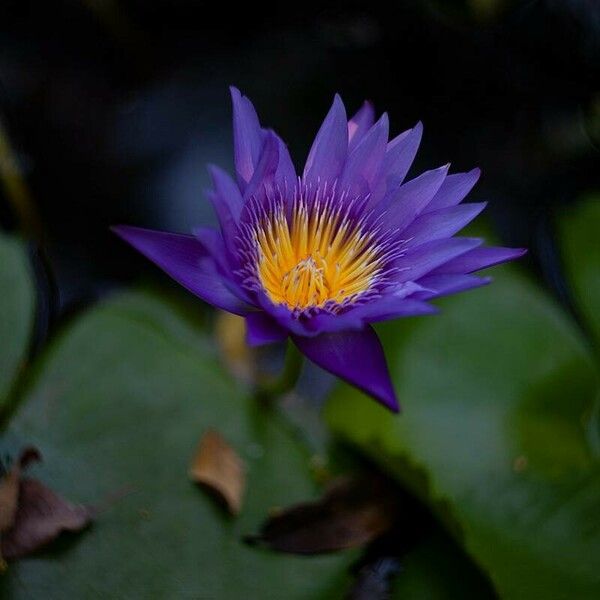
[379,164,450,232]
[193,226,224,266]
[311,283,437,330]
[194,226,254,304]
[394,237,483,282]
[425,168,481,212]
[292,326,399,412]
[412,273,491,299]
[339,113,389,196]
[431,246,527,274]
[243,131,280,201]
[348,297,438,324]
[112,225,252,316]
[230,87,265,189]
[301,310,365,335]
[246,312,288,346]
[368,122,423,207]
[208,164,244,223]
[207,165,244,256]
[255,291,313,337]
[273,135,297,192]
[303,95,348,186]
[348,101,375,152]
[241,130,297,204]
[401,202,487,246]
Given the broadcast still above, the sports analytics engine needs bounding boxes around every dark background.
[0,0,598,319]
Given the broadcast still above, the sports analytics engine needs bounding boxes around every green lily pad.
[559,195,600,350]
[0,233,35,410]
[326,266,600,599]
[2,290,354,598]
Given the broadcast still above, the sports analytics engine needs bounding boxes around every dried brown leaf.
[246,475,400,554]
[1,478,94,560]
[1,446,93,561]
[0,447,41,533]
[189,429,246,515]
[0,468,20,534]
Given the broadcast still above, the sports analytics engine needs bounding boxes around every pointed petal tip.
[206,163,223,181]
[374,385,400,413]
[464,236,485,248]
[388,397,401,414]
[428,163,451,176]
[361,100,376,116]
[229,86,242,103]
[466,201,488,217]
[111,224,138,240]
[332,93,347,116]
[293,327,400,414]
[355,373,401,414]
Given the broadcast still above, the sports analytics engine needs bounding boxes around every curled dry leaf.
[189,429,246,515]
[0,447,94,561]
[215,311,254,382]
[0,447,41,534]
[245,475,400,554]
[0,464,21,537]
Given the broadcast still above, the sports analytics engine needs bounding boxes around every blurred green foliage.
[559,196,600,353]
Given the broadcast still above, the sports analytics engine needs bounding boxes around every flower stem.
[255,341,304,401]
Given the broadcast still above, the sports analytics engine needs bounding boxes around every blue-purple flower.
[114,88,525,412]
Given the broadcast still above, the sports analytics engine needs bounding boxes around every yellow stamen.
[257,202,381,310]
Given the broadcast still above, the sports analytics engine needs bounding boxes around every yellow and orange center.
[256,201,383,310]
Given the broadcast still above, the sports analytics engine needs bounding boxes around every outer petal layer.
[303,95,348,186]
[379,164,449,232]
[369,122,423,207]
[394,237,483,282]
[432,246,527,274]
[112,226,251,315]
[339,113,389,195]
[292,326,399,412]
[425,168,481,213]
[402,202,487,246]
[230,87,264,189]
[413,273,491,299]
[348,101,375,151]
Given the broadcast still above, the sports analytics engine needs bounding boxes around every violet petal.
[303,95,348,186]
[246,312,288,346]
[112,225,252,315]
[292,327,399,412]
[348,101,376,152]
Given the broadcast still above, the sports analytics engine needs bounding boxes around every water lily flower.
[113,89,525,412]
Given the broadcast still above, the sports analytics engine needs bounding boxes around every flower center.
[256,199,383,310]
